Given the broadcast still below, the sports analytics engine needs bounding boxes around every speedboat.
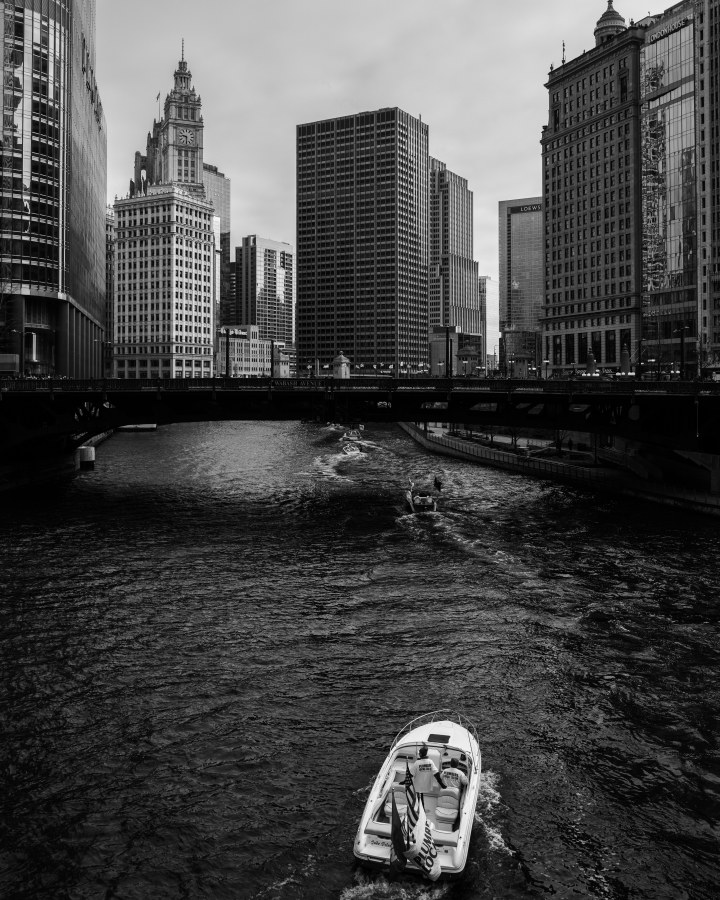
[341,429,363,442]
[342,443,363,456]
[354,711,481,881]
[405,487,437,513]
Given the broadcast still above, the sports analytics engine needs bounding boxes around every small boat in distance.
[353,711,481,881]
[341,428,363,442]
[405,479,438,513]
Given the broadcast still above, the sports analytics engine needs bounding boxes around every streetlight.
[438,360,445,379]
[543,358,550,380]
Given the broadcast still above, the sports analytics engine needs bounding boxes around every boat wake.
[473,770,512,856]
[340,870,452,900]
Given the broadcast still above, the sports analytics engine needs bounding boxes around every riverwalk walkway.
[399,422,720,518]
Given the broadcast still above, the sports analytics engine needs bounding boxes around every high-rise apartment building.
[0,0,107,377]
[541,4,645,372]
[234,236,295,344]
[112,54,217,379]
[296,108,429,374]
[105,207,115,375]
[479,275,500,363]
[499,199,543,372]
[202,163,232,323]
[429,158,480,339]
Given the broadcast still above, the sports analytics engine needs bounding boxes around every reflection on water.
[1,422,719,900]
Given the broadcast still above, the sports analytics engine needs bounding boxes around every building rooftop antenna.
[182,38,184,62]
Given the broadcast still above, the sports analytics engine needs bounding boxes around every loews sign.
[509,204,541,214]
[649,16,693,43]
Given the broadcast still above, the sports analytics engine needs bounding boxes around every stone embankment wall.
[399,423,720,518]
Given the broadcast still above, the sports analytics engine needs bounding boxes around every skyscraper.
[132,49,204,196]
[479,275,500,364]
[541,4,645,372]
[429,158,480,340]
[296,108,429,374]
[499,198,543,373]
[0,0,107,377]
[202,163,232,323]
[641,3,698,376]
[105,207,115,375]
[234,236,295,344]
[112,53,217,379]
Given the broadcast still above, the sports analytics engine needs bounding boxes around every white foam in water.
[474,770,513,857]
[340,870,451,900]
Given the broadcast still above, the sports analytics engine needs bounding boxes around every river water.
[1,421,719,900]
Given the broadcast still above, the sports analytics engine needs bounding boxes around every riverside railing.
[2,377,720,396]
[402,424,720,512]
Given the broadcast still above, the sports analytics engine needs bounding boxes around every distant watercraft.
[354,711,481,881]
[405,479,438,513]
[118,424,157,432]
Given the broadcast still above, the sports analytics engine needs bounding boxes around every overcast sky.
[98,0,646,281]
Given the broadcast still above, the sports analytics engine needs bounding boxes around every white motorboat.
[341,429,363,442]
[354,711,481,881]
[342,443,363,456]
[405,490,437,513]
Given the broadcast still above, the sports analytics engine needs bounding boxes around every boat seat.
[432,829,459,847]
[434,787,460,832]
[383,784,408,819]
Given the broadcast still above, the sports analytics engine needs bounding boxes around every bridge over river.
[1,377,719,490]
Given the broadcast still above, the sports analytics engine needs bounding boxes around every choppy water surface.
[1,422,719,900]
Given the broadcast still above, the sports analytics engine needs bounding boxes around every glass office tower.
[0,0,107,376]
[641,4,698,375]
[499,198,543,372]
[296,107,429,374]
[429,157,479,341]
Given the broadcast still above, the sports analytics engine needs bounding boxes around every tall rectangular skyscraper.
[0,0,107,377]
[479,275,500,362]
[202,163,232,324]
[641,4,699,375]
[296,108,429,373]
[234,236,295,344]
[498,199,543,371]
[429,158,480,339]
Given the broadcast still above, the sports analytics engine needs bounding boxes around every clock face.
[178,128,195,145]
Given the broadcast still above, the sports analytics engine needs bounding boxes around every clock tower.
[159,45,204,195]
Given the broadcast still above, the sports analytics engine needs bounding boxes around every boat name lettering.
[370,839,390,847]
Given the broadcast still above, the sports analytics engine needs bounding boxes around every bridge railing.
[1,377,720,396]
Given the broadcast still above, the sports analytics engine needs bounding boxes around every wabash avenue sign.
[509,204,541,214]
[649,16,693,43]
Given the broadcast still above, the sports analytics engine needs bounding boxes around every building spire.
[182,38,184,62]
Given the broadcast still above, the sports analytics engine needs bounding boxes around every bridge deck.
[2,377,720,396]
